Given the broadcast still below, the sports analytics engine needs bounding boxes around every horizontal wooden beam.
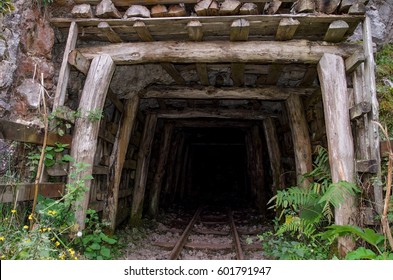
[78,40,362,65]
[156,109,273,120]
[173,119,254,128]
[0,183,65,203]
[0,119,72,146]
[345,51,365,73]
[47,164,109,176]
[349,101,371,120]
[75,0,297,6]
[142,86,315,100]
[356,159,378,173]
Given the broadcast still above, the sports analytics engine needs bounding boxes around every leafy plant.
[87,109,104,122]
[0,0,14,15]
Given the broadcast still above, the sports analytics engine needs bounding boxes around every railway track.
[153,206,264,260]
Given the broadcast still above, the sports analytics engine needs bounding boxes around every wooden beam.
[149,123,174,217]
[107,89,124,113]
[133,21,155,42]
[345,51,365,74]
[230,19,249,86]
[156,109,272,120]
[0,183,65,203]
[363,16,383,215]
[187,20,203,41]
[70,55,116,230]
[324,20,349,43]
[78,40,363,65]
[350,101,371,120]
[318,53,356,256]
[103,96,139,232]
[356,159,378,173]
[275,18,300,41]
[266,64,284,85]
[53,21,78,109]
[98,22,123,43]
[300,65,317,86]
[142,85,315,100]
[0,119,72,146]
[130,114,158,226]
[286,94,312,187]
[196,63,209,86]
[68,49,91,75]
[251,125,266,214]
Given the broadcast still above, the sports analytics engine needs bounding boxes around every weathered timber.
[157,109,272,119]
[350,101,371,120]
[0,119,72,146]
[133,21,154,41]
[77,40,363,65]
[187,20,203,41]
[356,159,378,173]
[239,3,258,15]
[70,55,115,230]
[300,65,317,86]
[363,16,383,214]
[168,4,187,17]
[75,0,297,5]
[316,0,341,14]
[196,63,209,86]
[219,0,242,15]
[229,19,248,86]
[275,18,300,41]
[46,164,109,176]
[71,4,93,18]
[149,123,174,217]
[345,51,365,74]
[266,64,284,85]
[151,5,169,17]
[194,0,219,16]
[348,3,366,15]
[339,0,356,13]
[231,63,245,86]
[96,0,122,19]
[292,0,315,13]
[68,49,91,75]
[123,5,151,18]
[264,0,282,14]
[324,20,349,43]
[142,86,315,100]
[104,96,139,231]
[263,117,283,194]
[286,94,312,187]
[53,21,78,109]
[130,114,158,226]
[0,183,65,203]
[107,89,124,113]
[98,22,123,43]
[317,53,356,256]
[251,125,266,213]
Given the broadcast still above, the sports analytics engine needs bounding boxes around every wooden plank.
[78,40,362,65]
[68,49,91,75]
[350,101,371,120]
[231,63,245,87]
[157,109,271,120]
[142,85,315,100]
[324,20,349,43]
[149,123,174,217]
[275,18,300,41]
[133,21,155,41]
[130,114,158,226]
[53,21,78,109]
[0,119,72,146]
[356,159,378,173]
[75,0,297,6]
[345,51,365,74]
[229,19,249,86]
[266,64,284,85]
[70,55,116,230]
[317,53,356,256]
[46,164,109,176]
[0,183,65,203]
[187,20,203,41]
[104,96,140,232]
[286,94,312,187]
[196,63,209,86]
[98,22,123,43]
[363,16,383,215]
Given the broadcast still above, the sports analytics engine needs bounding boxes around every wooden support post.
[98,22,123,43]
[251,125,266,214]
[68,50,91,75]
[53,21,78,109]
[363,17,383,214]
[149,122,174,217]
[230,19,249,86]
[286,94,312,187]
[318,53,356,256]
[70,55,115,230]
[263,117,283,195]
[130,114,158,226]
[266,64,284,85]
[275,18,300,41]
[103,96,139,232]
[324,20,349,43]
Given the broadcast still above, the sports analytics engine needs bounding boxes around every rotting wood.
[316,0,341,14]
[286,94,312,187]
[70,55,115,230]
[71,4,93,18]
[149,123,174,217]
[356,159,378,174]
[123,5,151,18]
[142,85,315,100]
[104,96,139,232]
[77,40,362,65]
[151,5,169,17]
[263,117,283,194]
[350,101,371,120]
[96,0,122,19]
[219,0,242,15]
[275,18,300,41]
[363,16,383,215]
[0,183,65,203]
[0,119,72,146]
[98,22,123,43]
[130,114,158,226]
[318,53,356,256]
[194,0,219,16]
[53,21,78,110]
[324,20,349,43]
[345,51,365,74]
[68,49,91,75]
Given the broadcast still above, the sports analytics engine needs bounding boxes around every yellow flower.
[23,225,28,230]
[51,238,55,241]
[28,214,33,220]
[0,236,5,241]
[47,228,51,231]
[42,228,47,232]
[59,253,65,260]
[11,209,16,214]
[1,255,5,259]
[68,248,75,256]
[74,257,78,260]
[55,241,60,247]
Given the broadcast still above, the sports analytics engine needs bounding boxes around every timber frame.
[47,5,381,256]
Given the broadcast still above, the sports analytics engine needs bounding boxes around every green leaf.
[88,243,101,250]
[82,235,94,246]
[345,247,377,260]
[61,154,74,162]
[45,153,54,160]
[100,233,117,245]
[100,246,111,258]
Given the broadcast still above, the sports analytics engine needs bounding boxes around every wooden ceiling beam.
[74,0,297,6]
[78,40,362,65]
[156,108,273,120]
